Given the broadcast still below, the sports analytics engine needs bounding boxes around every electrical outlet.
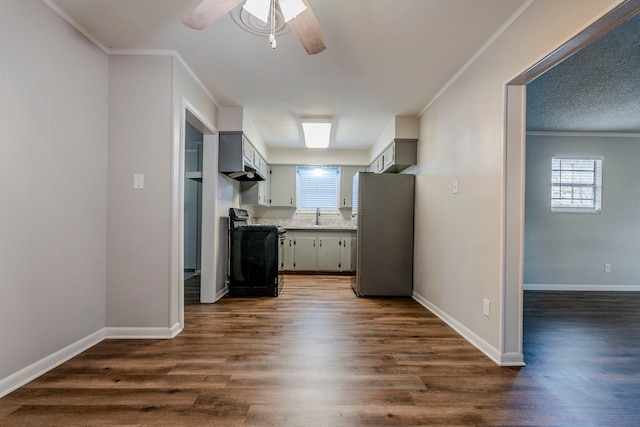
[483,298,491,317]
[605,263,611,273]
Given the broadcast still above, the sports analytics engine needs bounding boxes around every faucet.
[315,207,321,226]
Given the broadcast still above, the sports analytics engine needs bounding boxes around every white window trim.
[550,156,603,214]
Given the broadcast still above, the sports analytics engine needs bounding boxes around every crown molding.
[41,0,219,107]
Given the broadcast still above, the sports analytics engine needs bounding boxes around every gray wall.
[1,1,220,394]
[0,0,108,380]
[106,55,173,328]
[525,133,640,288]
[412,0,621,364]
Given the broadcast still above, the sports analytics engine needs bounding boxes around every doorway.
[184,121,203,303]
[174,103,218,331]
[503,1,640,364]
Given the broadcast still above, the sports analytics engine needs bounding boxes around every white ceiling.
[48,0,527,150]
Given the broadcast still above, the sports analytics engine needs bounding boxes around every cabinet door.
[339,238,351,272]
[350,236,357,271]
[317,237,341,271]
[281,237,295,271]
[293,236,317,271]
[240,180,269,207]
[259,154,269,177]
[242,137,253,166]
[258,179,269,206]
[339,166,363,208]
[270,165,296,207]
[384,144,395,169]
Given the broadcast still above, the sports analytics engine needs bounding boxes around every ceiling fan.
[183,0,326,55]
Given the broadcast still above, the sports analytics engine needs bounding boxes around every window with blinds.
[296,166,340,213]
[551,157,602,213]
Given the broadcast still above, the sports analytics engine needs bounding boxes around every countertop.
[284,226,357,231]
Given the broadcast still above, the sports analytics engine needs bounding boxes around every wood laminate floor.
[1,276,639,426]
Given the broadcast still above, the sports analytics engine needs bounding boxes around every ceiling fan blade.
[287,0,326,55]
[183,0,244,30]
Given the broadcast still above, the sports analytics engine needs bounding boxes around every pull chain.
[269,0,277,49]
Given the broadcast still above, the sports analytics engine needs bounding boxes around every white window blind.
[296,166,340,213]
[551,157,602,213]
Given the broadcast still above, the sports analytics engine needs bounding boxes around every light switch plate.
[483,298,491,317]
[133,174,144,189]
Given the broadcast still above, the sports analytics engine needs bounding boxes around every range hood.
[219,131,266,182]
[226,167,265,181]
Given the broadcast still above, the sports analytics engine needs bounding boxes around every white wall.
[525,133,640,289]
[412,0,623,363]
[268,148,369,166]
[0,0,108,383]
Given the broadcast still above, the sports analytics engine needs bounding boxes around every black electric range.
[228,208,285,296]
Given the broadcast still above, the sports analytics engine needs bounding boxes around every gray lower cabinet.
[282,230,356,273]
[280,236,295,271]
[317,237,341,271]
[293,236,317,270]
[339,237,355,272]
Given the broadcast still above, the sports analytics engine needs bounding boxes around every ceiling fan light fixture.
[242,0,270,22]
[302,117,332,148]
[280,0,307,22]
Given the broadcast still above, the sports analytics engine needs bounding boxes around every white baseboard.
[0,329,105,398]
[412,292,525,367]
[500,352,526,367]
[105,322,182,339]
[1,322,186,399]
[524,283,640,291]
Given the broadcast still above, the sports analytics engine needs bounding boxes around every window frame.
[295,166,341,215]
[550,156,603,214]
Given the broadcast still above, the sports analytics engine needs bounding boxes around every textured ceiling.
[527,12,640,133]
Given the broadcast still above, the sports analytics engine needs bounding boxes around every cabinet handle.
[289,240,292,247]
[319,240,322,247]
[290,198,293,205]
[339,241,342,246]
[343,198,346,206]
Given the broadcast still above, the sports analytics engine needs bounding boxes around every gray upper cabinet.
[218,131,267,181]
[240,152,270,206]
[269,165,297,207]
[240,179,269,206]
[369,139,417,173]
[339,166,364,209]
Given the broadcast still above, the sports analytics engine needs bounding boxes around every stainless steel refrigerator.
[352,172,415,297]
